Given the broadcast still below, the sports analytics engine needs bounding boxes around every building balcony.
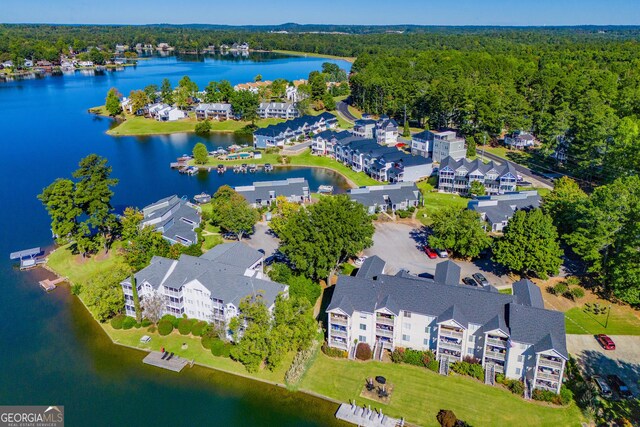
[439,328,464,339]
[535,379,559,393]
[538,358,563,369]
[485,349,507,360]
[485,361,505,374]
[486,337,508,348]
[375,315,395,326]
[330,339,349,350]
[330,328,348,338]
[439,340,462,351]
[330,315,348,326]
[536,370,561,382]
[375,328,394,338]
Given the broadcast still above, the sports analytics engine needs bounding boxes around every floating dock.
[335,401,403,427]
[142,351,189,372]
[38,277,66,292]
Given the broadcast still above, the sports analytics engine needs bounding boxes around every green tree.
[270,79,288,100]
[308,70,327,101]
[120,207,144,242]
[493,209,563,279]
[231,90,260,123]
[38,178,81,242]
[160,78,173,104]
[269,195,302,236]
[403,120,411,137]
[192,142,209,164]
[195,120,212,135]
[254,74,262,82]
[323,93,336,110]
[542,177,588,235]
[173,86,191,109]
[122,224,170,271]
[105,87,122,116]
[178,75,198,96]
[143,84,158,101]
[204,81,223,103]
[230,295,271,372]
[128,89,149,113]
[466,135,477,157]
[469,180,486,196]
[210,185,259,239]
[217,80,234,103]
[277,195,374,280]
[84,266,128,322]
[429,207,491,259]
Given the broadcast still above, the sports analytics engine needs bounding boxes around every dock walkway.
[142,351,189,372]
[39,277,66,291]
[335,401,402,427]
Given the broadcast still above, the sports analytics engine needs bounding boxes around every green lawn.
[47,243,126,286]
[416,178,468,225]
[271,49,355,63]
[288,150,379,187]
[300,354,583,427]
[347,105,363,119]
[300,354,582,427]
[518,186,551,197]
[564,306,640,335]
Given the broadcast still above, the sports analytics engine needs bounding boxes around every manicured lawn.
[202,234,224,250]
[288,150,379,187]
[347,104,363,119]
[564,306,640,335]
[518,186,551,197]
[47,243,125,286]
[416,178,468,226]
[300,354,584,427]
[270,49,356,63]
[105,325,294,384]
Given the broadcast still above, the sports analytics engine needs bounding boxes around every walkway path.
[336,100,358,124]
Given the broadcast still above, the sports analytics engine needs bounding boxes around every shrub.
[71,284,82,295]
[195,119,212,135]
[191,321,208,337]
[426,359,440,372]
[285,344,317,385]
[396,209,411,219]
[141,319,151,327]
[178,318,195,335]
[403,348,426,366]
[158,320,173,336]
[161,314,179,328]
[553,282,568,296]
[558,385,574,405]
[355,342,372,361]
[565,276,581,287]
[210,339,232,357]
[322,343,348,358]
[436,409,458,427]
[495,373,505,384]
[122,316,137,330]
[147,325,157,333]
[570,287,585,300]
[201,334,214,349]
[505,379,524,395]
[110,314,126,329]
[532,389,556,403]
[390,348,405,363]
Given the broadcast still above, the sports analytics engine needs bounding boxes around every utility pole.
[481,133,486,161]
[605,304,612,329]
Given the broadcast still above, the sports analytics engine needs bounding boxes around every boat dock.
[39,277,66,292]
[335,401,403,427]
[9,247,45,270]
[142,351,189,372]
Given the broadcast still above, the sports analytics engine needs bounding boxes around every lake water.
[0,53,352,426]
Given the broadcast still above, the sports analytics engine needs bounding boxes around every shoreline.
[269,49,356,64]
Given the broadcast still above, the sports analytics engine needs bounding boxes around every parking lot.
[363,222,512,288]
[567,334,640,395]
[242,222,279,257]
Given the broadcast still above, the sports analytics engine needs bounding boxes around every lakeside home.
[120,242,288,334]
[235,178,310,207]
[411,130,467,162]
[468,191,541,232]
[253,113,337,148]
[438,156,518,195]
[195,103,233,120]
[326,257,568,394]
[347,182,422,214]
[141,195,201,246]
[257,102,298,119]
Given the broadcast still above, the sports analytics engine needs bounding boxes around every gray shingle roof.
[507,303,568,358]
[434,260,461,286]
[437,305,469,328]
[200,242,263,269]
[141,195,201,245]
[512,279,545,308]
[468,191,541,227]
[356,256,386,280]
[439,156,517,178]
[347,182,420,209]
[235,178,309,204]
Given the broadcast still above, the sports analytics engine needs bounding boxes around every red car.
[424,246,437,259]
[596,334,616,350]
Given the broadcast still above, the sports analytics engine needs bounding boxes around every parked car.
[462,277,477,287]
[596,334,616,350]
[472,273,490,287]
[222,232,238,241]
[354,256,368,267]
[424,246,437,259]
[607,375,633,399]
[592,375,612,398]
[436,248,449,258]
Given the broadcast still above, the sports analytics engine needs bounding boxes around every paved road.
[336,100,357,123]
[243,222,279,257]
[478,150,554,189]
[567,334,640,395]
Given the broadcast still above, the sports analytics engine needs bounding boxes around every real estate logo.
[0,406,64,427]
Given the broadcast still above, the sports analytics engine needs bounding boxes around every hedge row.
[391,348,439,372]
[450,360,484,382]
[321,343,348,358]
[158,320,174,336]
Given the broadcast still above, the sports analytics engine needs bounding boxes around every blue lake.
[0,53,352,426]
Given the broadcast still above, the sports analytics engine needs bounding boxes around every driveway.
[243,222,279,257]
[567,334,640,395]
[480,150,553,189]
[363,222,512,288]
[336,100,357,123]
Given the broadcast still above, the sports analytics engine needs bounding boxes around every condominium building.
[141,195,201,246]
[411,130,466,161]
[438,156,518,195]
[468,191,541,232]
[257,102,298,119]
[235,178,310,207]
[195,103,233,121]
[347,182,422,214]
[326,258,567,394]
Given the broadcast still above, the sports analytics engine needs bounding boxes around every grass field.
[564,306,640,335]
[299,354,584,427]
[47,243,126,286]
[270,49,356,63]
[415,178,468,225]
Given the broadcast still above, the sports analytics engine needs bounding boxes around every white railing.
[538,358,563,369]
[439,340,462,351]
[375,316,395,326]
[487,338,507,348]
[485,350,506,360]
[330,315,348,326]
[330,339,348,350]
[536,371,561,381]
[331,329,348,338]
[375,328,394,338]
[439,329,464,339]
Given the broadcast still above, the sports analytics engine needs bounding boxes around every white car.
[436,249,449,258]
[354,256,368,267]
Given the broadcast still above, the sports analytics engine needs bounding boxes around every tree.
[143,84,158,101]
[141,290,166,325]
[542,177,588,236]
[269,195,302,236]
[277,195,374,280]
[128,89,149,113]
[270,79,288,100]
[122,224,170,271]
[203,81,223,103]
[466,135,477,157]
[105,88,122,116]
[178,75,198,96]
[469,180,486,196]
[254,74,262,82]
[429,207,491,259]
[308,70,327,101]
[217,80,234,103]
[323,93,336,110]
[210,185,259,239]
[192,142,209,164]
[160,78,173,104]
[73,154,119,251]
[195,120,212,135]
[403,120,411,137]
[120,207,144,242]
[321,62,347,82]
[493,209,563,279]
[84,266,128,322]
[230,295,271,373]
[231,90,260,123]
[38,178,81,242]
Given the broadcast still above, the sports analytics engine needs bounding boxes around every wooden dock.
[38,277,66,292]
[335,401,403,427]
[142,351,189,372]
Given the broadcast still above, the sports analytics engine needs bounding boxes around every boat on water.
[193,192,211,204]
[240,163,248,173]
[264,163,273,172]
[217,164,226,173]
[233,165,242,173]
[248,164,258,173]
[318,185,334,194]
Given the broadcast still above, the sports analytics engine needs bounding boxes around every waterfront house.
[141,195,201,246]
[235,178,310,207]
[468,191,541,232]
[234,81,272,94]
[505,131,536,150]
[411,130,466,161]
[120,242,287,331]
[257,102,298,119]
[311,130,352,156]
[326,258,568,394]
[352,119,377,139]
[347,182,422,214]
[438,156,518,195]
[155,106,186,122]
[253,113,337,149]
[375,117,399,145]
[195,103,233,120]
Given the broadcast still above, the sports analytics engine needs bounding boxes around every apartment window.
[403,322,411,330]
[517,355,523,362]
[515,368,521,375]
[359,335,366,343]
[468,335,474,342]
[403,311,412,318]
[402,334,410,342]
[468,349,474,355]
[360,324,367,331]
[360,314,367,319]
[423,338,429,346]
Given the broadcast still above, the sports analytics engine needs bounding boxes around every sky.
[2,0,640,26]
